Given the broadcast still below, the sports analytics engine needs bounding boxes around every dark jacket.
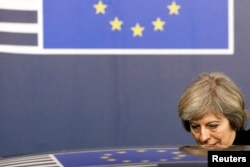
[233,129,250,145]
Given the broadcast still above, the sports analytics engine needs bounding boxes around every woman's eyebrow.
[190,120,220,124]
[205,121,221,125]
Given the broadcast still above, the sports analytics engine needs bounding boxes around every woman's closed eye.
[190,124,200,131]
[208,124,219,129]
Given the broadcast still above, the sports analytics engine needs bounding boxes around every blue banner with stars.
[0,0,234,55]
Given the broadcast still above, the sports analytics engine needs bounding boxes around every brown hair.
[178,72,247,131]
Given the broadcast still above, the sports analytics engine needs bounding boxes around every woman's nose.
[199,128,210,144]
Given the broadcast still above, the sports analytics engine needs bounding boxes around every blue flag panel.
[0,0,233,54]
[44,0,228,49]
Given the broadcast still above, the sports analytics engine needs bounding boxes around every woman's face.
[189,111,236,147]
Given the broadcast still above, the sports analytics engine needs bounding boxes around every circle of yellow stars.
[93,0,181,37]
[99,149,187,164]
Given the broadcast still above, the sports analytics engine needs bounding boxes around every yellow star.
[152,17,165,31]
[110,17,123,31]
[167,1,181,15]
[93,1,107,14]
[131,23,144,37]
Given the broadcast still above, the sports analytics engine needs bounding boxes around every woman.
[178,72,250,146]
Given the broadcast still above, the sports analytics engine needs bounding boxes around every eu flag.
[0,0,234,55]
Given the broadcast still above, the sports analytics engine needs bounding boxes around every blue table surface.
[2,146,250,166]
[54,147,207,167]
